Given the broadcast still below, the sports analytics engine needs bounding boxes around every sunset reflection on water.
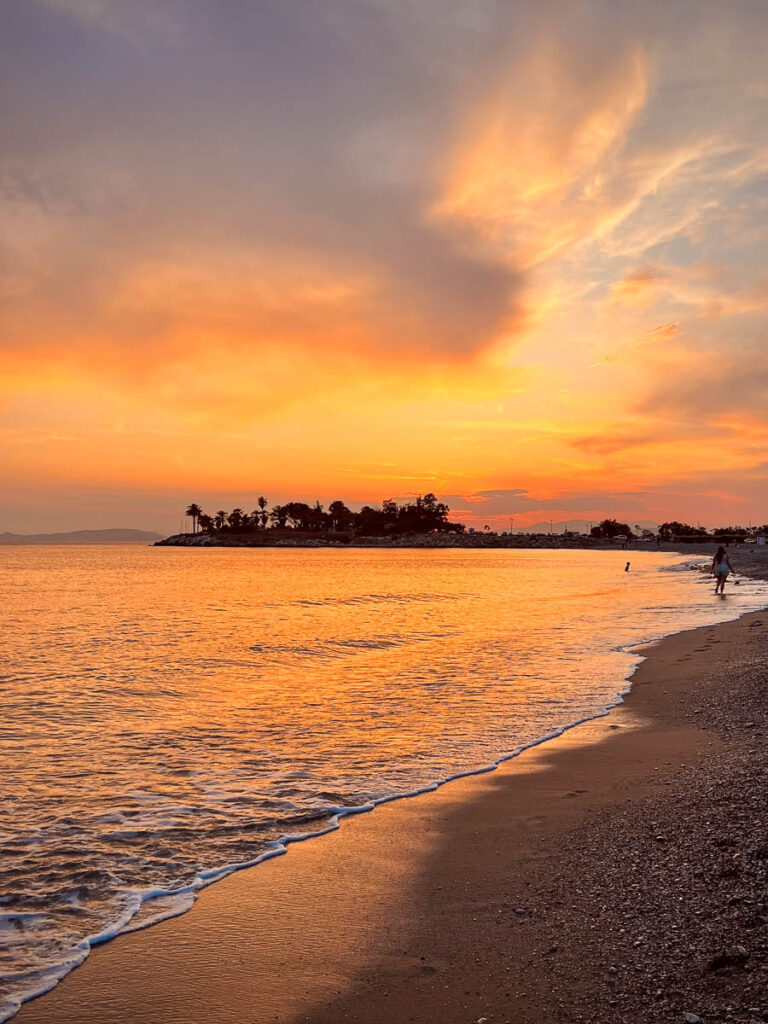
[0,546,765,1019]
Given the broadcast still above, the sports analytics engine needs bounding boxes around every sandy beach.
[16,559,768,1024]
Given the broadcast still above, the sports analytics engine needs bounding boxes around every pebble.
[437,606,768,1024]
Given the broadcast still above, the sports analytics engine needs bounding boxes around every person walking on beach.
[711,546,734,594]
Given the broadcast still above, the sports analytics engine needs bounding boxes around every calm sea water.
[1,545,765,1019]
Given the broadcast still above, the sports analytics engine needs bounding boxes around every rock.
[684,1014,702,1023]
[608,966,618,975]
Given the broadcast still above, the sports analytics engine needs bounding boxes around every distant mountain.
[0,529,163,545]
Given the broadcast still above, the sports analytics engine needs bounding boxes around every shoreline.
[155,532,631,549]
[15,596,768,1024]
[155,530,761,552]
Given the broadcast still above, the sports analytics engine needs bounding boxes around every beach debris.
[476,1017,489,1023]
[683,1014,702,1023]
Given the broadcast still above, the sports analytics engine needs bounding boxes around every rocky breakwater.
[155,531,608,549]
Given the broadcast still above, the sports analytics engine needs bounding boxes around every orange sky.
[2,0,767,532]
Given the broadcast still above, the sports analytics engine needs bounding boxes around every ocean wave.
[1,548,765,1021]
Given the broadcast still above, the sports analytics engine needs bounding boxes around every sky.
[2,0,767,533]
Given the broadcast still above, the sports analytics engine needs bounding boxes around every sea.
[1,545,765,1020]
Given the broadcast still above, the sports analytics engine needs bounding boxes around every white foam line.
[0,689,646,1024]
[7,563,767,1023]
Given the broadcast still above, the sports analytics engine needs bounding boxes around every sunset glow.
[2,0,767,532]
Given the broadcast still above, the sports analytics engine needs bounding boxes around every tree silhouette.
[590,519,634,539]
[309,501,329,530]
[180,492,465,537]
[328,500,353,531]
[270,504,288,529]
[395,493,454,534]
[185,503,202,534]
[658,521,706,540]
[284,501,313,530]
[356,504,389,534]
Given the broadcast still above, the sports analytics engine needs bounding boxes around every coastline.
[15,598,768,1023]
[154,530,751,551]
[155,529,630,549]
[154,527,767,557]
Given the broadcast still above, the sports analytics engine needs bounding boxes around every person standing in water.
[711,546,734,594]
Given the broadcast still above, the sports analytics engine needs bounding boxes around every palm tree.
[214,510,227,531]
[185,503,202,534]
[228,508,245,530]
[257,496,268,529]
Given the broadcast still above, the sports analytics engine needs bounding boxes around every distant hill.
[521,519,658,536]
[0,529,164,545]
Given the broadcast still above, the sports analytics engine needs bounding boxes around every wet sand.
[16,603,768,1024]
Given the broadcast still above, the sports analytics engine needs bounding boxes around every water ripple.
[0,546,764,1021]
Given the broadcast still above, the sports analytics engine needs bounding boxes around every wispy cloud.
[2,0,768,530]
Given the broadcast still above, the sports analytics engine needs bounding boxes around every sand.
[16,589,768,1022]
